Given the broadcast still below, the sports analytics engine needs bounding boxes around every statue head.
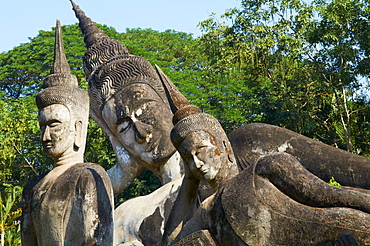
[70,1,176,166]
[36,20,89,165]
[172,112,237,187]
[177,129,224,182]
[158,66,238,188]
[100,81,176,166]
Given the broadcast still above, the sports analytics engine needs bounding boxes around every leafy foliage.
[0,95,47,185]
[0,24,202,240]
[197,0,370,153]
[0,184,22,246]
[0,24,203,200]
[328,177,342,188]
[1,1,370,241]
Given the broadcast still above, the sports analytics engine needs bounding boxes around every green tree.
[197,0,370,153]
[305,0,370,153]
[0,24,204,197]
[0,95,44,186]
[0,23,205,240]
[0,184,22,246]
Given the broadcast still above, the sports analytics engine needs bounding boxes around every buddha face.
[38,104,75,158]
[179,130,223,182]
[102,83,176,166]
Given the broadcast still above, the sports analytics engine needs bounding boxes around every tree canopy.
[197,0,370,152]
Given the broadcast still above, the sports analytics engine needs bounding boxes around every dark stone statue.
[68,1,370,245]
[70,1,183,245]
[161,72,370,246]
[70,1,182,195]
[21,20,114,245]
[228,122,370,189]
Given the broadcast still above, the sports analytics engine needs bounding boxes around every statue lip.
[43,142,53,149]
[199,166,209,174]
[144,136,159,153]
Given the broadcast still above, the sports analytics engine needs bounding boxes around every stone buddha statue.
[69,1,370,245]
[21,20,114,246]
[70,0,183,196]
[70,2,184,245]
[161,72,370,246]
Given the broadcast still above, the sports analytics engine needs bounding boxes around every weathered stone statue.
[228,122,370,189]
[21,20,114,245]
[70,0,183,195]
[69,1,370,244]
[70,1,183,245]
[161,73,370,245]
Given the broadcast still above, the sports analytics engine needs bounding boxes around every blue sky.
[0,0,241,53]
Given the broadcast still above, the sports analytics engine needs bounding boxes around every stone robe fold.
[22,163,114,246]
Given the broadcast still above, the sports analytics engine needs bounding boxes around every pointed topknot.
[70,0,109,48]
[70,0,129,77]
[52,20,70,75]
[37,20,89,115]
[43,20,78,88]
[155,65,202,125]
[155,65,191,112]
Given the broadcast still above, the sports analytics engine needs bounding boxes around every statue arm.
[157,151,183,184]
[107,161,145,196]
[21,214,37,246]
[106,133,145,195]
[21,191,37,245]
[256,152,370,213]
[162,171,200,245]
[78,165,115,245]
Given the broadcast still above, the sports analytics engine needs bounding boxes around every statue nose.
[192,154,204,168]
[134,121,153,144]
[42,126,51,142]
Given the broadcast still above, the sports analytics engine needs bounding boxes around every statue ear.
[223,140,234,163]
[74,120,83,149]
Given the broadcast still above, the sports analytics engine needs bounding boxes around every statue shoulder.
[22,172,49,203]
[76,163,111,181]
[66,162,108,176]
[72,163,113,198]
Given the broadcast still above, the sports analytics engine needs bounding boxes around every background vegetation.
[1,0,370,244]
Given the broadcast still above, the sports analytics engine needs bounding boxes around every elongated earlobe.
[74,120,83,149]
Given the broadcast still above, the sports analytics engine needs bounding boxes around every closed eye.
[118,120,131,133]
[49,122,61,127]
[195,146,209,155]
[40,120,62,128]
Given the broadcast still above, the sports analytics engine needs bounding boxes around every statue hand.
[183,161,198,182]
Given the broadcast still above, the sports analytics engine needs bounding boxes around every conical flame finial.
[155,65,201,124]
[43,20,78,88]
[155,65,191,112]
[70,0,109,48]
[51,20,71,75]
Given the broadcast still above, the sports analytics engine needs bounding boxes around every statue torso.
[23,163,113,246]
